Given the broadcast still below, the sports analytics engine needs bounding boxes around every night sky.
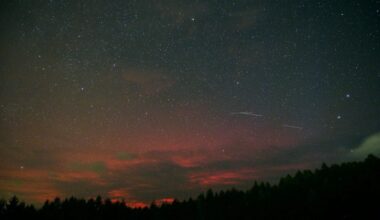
[1,0,380,207]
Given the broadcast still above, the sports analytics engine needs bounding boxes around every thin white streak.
[282,124,303,130]
[230,112,264,117]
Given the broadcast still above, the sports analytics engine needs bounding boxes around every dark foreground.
[1,155,379,220]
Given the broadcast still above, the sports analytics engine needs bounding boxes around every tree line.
[1,154,379,219]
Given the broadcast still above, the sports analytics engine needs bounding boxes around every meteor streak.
[282,124,303,130]
[230,112,263,117]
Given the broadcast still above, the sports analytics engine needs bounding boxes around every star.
[345,94,351,98]
[337,115,342,120]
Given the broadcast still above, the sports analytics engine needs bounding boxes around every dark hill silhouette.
[1,155,379,219]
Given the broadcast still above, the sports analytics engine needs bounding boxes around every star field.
[0,0,380,206]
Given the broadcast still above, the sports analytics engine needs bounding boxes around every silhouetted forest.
[1,155,379,219]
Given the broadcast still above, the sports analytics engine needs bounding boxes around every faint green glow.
[353,132,380,158]
[68,161,106,174]
[115,151,136,161]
